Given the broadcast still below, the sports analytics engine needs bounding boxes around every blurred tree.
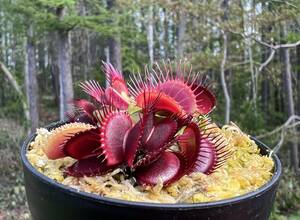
[56,5,74,120]
[25,24,39,132]
[176,10,186,58]
[281,21,298,172]
[107,0,122,72]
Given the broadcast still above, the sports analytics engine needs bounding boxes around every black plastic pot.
[21,122,282,220]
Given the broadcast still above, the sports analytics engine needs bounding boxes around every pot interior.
[21,121,282,209]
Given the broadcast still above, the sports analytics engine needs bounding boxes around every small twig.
[287,121,300,129]
[271,128,286,155]
[257,115,300,138]
[257,115,300,154]
[258,49,275,72]
[254,38,273,48]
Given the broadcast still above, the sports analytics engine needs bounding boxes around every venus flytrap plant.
[42,61,231,186]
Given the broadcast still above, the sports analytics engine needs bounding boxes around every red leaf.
[94,109,132,166]
[159,80,197,114]
[135,152,180,186]
[140,112,154,146]
[103,62,128,95]
[143,118,177,153]
[79,80,106,104]
[74,113,96,125]
[193,138,217,173]
[191,85,216,114]
[73,99,96,119]
[105,87,129,110]
[124,110,170,168]
[176,122,227,175]
[63,128,102,160]
[70,99,97,124]
[176,122,201,176]
[135,90,184,116]
[65,156,111,177]
[66,111,96,125]
[43,123,94,160]
[123,121,143,167]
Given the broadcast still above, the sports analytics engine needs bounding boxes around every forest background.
[0,0,299,219]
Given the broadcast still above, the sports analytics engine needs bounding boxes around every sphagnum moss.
[27,123,274,204]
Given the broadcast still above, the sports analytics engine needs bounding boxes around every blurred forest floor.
[0,119,29,220]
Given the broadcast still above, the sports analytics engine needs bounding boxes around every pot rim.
[21,121,282,210]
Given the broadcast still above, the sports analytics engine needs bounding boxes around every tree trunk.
[107,0,122,72]
[108,36,122,72]
[282,23,299,173]
[86,31,91,80]
[48,32,60,108]
[261,2,271,122]
[0,11,4,61]
[4,20,9,66]
[177,11,186,58]
[105,46,110,87]
[25,25,39,132]
[221,0,231,124]
[261,49,270,120]
[242,0,256,107]
[297,45,300,116]
[146,6,154,65]
[156,8,166,58]
[56,7,74,120]
[78,0,90,81]
[105,47,110,63]
[220,31,230,124]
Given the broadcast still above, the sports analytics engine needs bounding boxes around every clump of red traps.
[43,61,231,186]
